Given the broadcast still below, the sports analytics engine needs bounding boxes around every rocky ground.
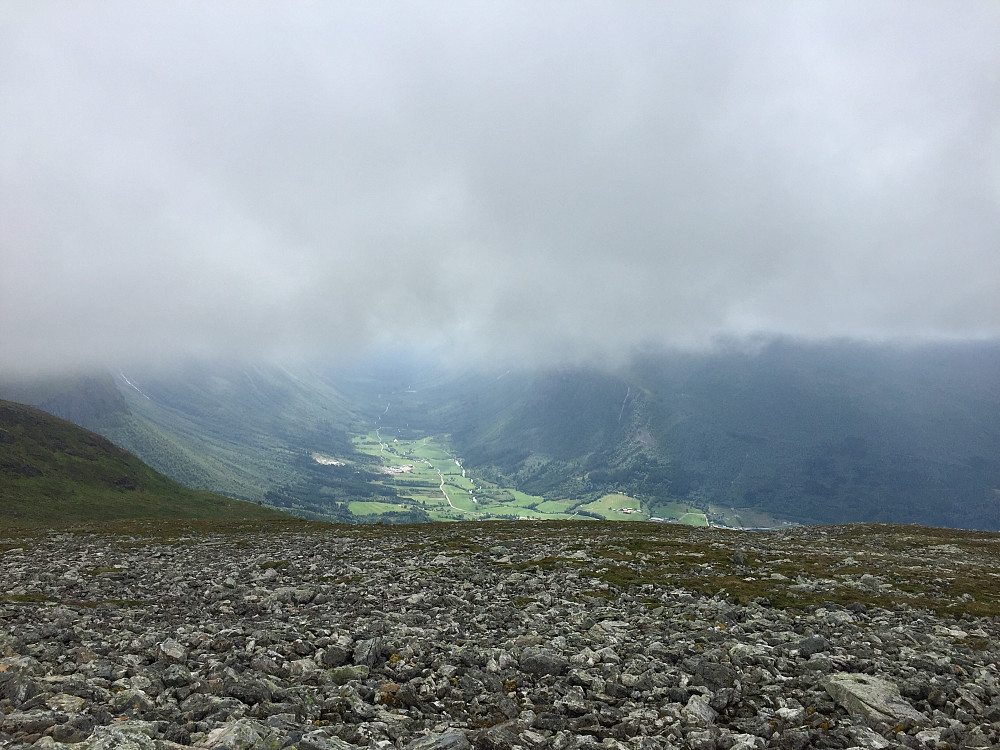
[2,519,1000,750]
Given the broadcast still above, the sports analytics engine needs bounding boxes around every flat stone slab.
[823,672,928,725]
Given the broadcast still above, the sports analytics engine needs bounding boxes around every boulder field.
[2,520,999,749]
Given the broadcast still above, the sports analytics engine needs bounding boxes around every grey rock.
[110,687,157,715]
[0,655,44,675]
[353,638,383,668]
[297,729,358,749]
[2,709,65,735]
[261,567,280,582]
[200,717,279,749]
[0,672,39,706]
[320,644,351,668]
[473,720,522,750]
[404,729,471,749]
[795,634,827,657]
[731,734,766,750]
[157,638,188,664]
[519,646,568,677]
[162,662,194,688]
[823,672,928,725]
[689,660,737,692]
[45,692,86,713]
[78,721,160,750]
[683,695,718,726]
[3,520,1000,750]
[328,665,369,684]
[858,574,879,592]
[227,678,273,706]
[845,725,892,749]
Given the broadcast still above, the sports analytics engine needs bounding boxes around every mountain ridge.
[0,398,288,523]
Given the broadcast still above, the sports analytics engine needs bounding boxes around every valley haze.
[2,3,999,531]
[4,338,1000,533]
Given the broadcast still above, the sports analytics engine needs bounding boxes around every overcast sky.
[2,1,999,374]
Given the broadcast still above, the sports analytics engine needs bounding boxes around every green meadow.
[349,432,710,525]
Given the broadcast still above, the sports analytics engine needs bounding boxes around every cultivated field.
[350,432,711,525]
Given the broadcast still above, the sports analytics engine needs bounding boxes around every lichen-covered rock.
[0,671,39,706]
[682,695,718,726]
[1,709,64,736]
[404,729,471,749]
[79,721,160,750]
[156,638,188,664]
[823,672,928,725]
[200,718,280,749]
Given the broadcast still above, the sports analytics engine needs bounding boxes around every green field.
[646,500,707,526]
[576,493,646,520]
[707,504,795,529]
[351,432,589,520]
[348,432,757,527]
[348,501,415,516]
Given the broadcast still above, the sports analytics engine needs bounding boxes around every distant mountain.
[362,341,1000,530]
[0,399,288,524]
[616,341,1000,528]
[4,340,1000,530]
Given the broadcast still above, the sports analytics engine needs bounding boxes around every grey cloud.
[2,1,999,374]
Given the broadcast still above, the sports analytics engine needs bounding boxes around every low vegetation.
[2,517,998,619]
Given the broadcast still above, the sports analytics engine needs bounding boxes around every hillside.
[359,341,1000,530]
[0,399,288,524]
[0,366,364,504]
[4,340,1000,529]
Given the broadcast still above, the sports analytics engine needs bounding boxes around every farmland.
[349,432,707,524]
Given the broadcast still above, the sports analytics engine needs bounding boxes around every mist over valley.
[5,338,1000,531]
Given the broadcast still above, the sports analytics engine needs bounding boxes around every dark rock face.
[1,521,1000,750]
[519,647,568,677]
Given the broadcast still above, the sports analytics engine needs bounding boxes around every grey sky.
[2,1,999,373]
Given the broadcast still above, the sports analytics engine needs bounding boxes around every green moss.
[582,564,658,589]
[85,567,119,576]
[1,593,50,603]
[260,560,290,570]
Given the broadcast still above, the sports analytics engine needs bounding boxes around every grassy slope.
[0,365,367,504]
[110,364,365,502]
[0,399,289,524]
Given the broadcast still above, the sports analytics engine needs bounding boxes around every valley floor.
[346,432,711,526]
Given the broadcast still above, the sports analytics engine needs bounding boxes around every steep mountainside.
[621,342,1000,528]
[1,365,364,503]
[364,342,1000,529]
[0,399,287,523]
[4,340,1000,529]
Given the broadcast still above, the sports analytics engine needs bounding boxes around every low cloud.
[2,2,999,374]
